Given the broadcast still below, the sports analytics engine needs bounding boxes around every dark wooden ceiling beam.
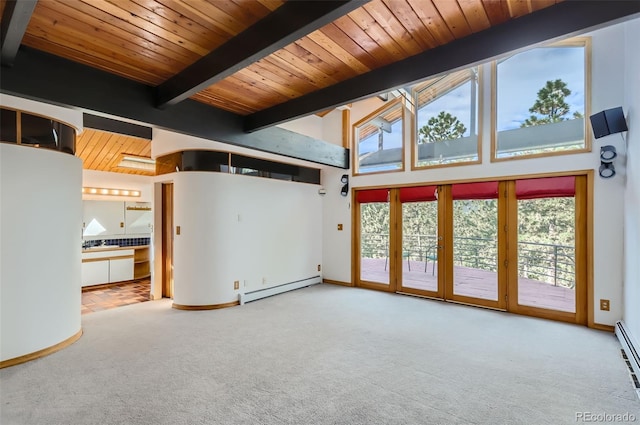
[83,114,153,140]
[156,0,369,109]
[244,0,640,132]
[0,0,37,67]
[1,46,348,168]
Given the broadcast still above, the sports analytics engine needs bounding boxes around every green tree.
[521,79,583,127]
[418,111,467,143]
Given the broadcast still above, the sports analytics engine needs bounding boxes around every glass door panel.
[359,200,390,286]
[517,197,576,313]
[451,182,499,304]
[401,198,439,294]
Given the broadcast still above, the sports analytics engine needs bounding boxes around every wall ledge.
[172,301,239,310]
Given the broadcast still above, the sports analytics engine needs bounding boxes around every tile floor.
[81,279,151,315]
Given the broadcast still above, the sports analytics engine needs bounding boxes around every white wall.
[0,144,82,361]
[319,101,384,283]
[622,19,640,348]
[170,171,322,306]
[277,114,324,140]
[321,23,632,326]
[82,169,153,202]
[155,119,331,302]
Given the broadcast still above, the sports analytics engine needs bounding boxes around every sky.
[417,82,473,136]
[358,45,585,157]
[497,46,585,131]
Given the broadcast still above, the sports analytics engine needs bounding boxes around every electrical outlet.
[600,299,610,311]
[262,277,267,285]
[234,280,239,290]
[317,264,321,271]
[337,223,343,231]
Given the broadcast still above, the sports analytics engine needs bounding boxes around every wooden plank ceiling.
[1,0,577,173]
[14,0,561,116]
[76,129,153,176]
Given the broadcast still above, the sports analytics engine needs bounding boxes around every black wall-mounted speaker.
[340,174,349,197]
[589,107,628,139]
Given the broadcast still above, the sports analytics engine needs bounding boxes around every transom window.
[493,38,590,160]
[353,98,405,175]
[413,67,481,168]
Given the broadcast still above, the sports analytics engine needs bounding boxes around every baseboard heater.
[239,276,321,305]
[615,321,640,393]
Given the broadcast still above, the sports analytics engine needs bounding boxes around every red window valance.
[357,176,575,204]
[356,189,389,203]
[451,181,499,200]
[515,176,575,199]
[399,186,438,203]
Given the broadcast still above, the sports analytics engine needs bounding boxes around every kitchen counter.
[82,244,149,253]
[81,245,151,286]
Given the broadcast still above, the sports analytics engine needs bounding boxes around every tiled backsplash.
[83,237,150,249]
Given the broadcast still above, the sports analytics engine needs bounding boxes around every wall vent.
[239,276,321,305]
[616,321,640,399]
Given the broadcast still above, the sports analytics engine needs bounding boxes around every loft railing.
[360,233,575,289]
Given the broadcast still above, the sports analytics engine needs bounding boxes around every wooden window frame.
[490,37,592,162]
[352,98,406,176]
[411,66,484,171]
[352,170,593,327]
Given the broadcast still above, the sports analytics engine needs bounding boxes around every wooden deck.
[360,258,575,313]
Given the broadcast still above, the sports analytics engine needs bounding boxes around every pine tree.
[418,111,467,143]
[521,79,582,127]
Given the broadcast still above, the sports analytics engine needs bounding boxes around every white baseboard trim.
[239,276,321,305]
[615,320,640,399]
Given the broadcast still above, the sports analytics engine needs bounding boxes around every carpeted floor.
[1,283,639,425]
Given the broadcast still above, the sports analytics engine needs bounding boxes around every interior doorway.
[161,182,174,299]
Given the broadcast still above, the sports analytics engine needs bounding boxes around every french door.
[355,174,588,324]
[357,189,392,290]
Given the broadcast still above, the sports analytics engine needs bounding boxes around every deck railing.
[361,233,575,289]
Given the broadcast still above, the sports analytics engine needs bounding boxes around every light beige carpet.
[1,283,639,424]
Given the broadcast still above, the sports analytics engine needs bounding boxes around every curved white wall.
[171,171,322,307]
[0,144,82,361]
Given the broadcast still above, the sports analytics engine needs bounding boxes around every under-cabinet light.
[82,187,141,197]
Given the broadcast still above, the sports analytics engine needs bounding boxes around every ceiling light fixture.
[82,187,141,197]
[117,154,156,171]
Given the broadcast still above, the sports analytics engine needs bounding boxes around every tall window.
[413,67,481,168]
[493,38,590,159]
[353,98,405,175]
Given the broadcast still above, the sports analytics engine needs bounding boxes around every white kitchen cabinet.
[81,260,110,287]
[109,257,134,282]
[82,201,125,237]
[81,248,135,286]
[125,202,152,235]
[82,201,151,237]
